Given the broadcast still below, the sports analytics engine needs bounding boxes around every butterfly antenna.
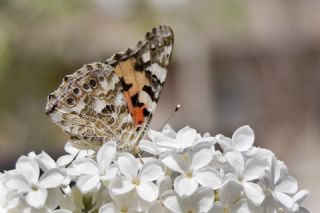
[65,151,80,168]
[161,104,181,129]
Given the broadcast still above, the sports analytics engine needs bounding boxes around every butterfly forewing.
[106,25,174,144]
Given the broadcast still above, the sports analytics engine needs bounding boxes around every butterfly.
[45,25,174,151]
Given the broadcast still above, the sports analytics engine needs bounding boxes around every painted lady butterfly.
[45,25,174,151]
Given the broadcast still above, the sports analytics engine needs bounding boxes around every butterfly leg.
[132,144,144,164]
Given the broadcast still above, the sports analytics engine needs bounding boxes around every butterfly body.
[45,25,174,151]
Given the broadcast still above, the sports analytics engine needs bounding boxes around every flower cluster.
[0,125,309,213]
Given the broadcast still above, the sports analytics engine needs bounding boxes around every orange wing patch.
[115,59,151,128]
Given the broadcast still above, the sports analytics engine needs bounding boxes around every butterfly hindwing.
[46,62,134,150]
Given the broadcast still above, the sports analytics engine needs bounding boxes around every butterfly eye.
[65,96,76,107]
[89,78,97,88]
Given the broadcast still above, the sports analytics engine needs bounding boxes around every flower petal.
[64,142,80,155]
[162,190,184,213]
[26,188,47,208]
[155,136,179,149]
[275,176,298,195]
[110,190,149,212]
[232,125,254,152]
[243,182,265,205]
[56,155,75,167]
[39,168,66,188]
[35,151,57,171]
[46,188,64,210]
[292,190,309,204]
[139,162,164,183]
[109,176,134,196]
[148,128,166,141]
[4,174,30,191]
[190,144,213,171]
[243,156,269,181]
[194,167,222,189]
[225,151,244,175]
[219,180,242,206]
[117,153,138,179]
[73,158,99,175]
[215,134,232,151]
[273,191,294,210]
[231,200,261,213]
[97,142,116,169]
[174,175,198,196]
[139,139,160,155]
[76,175,100,194]
[176,126,197,149]
[16,156,39,184]
[101,164,118,182]
[270,156,281,184]
[146,200,167,213]
[162,124,177,138]
[99,202,119,213]
[136,182,159,202]
[195,132,217,145]
[190,187,214,213]
[161,152,188,175]
[53,210,73,213]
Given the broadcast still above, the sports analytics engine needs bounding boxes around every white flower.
[57,142,95,167]
[225,151,268,205]
[195,132,217,145]
[99,191,150,213]
[261,156,298,212]
[146,200,169,213]
[216,125,255,153]
[29,151,71,186]
[291,190,310,213]
[59,186,84,212]
[214,180,263,213]
[73,142,118,194]
[0,174,10,207]
[218,180,243,211]
[109,153,164,202]
[0,173,20,210]
[161,143,222,196]
[162,187,214,213]
[140,125,201,154]
[0,125,310,212]
[4,156,65,208]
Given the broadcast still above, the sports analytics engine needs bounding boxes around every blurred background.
[0,0,319,210]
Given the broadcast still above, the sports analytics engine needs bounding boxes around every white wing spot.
[115,93,125,106]
[149,63,167,83]
[142,51,151,62]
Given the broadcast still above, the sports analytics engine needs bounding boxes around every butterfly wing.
[46,62,135,150]
[106,25,174,145]
[46,25,174,150]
